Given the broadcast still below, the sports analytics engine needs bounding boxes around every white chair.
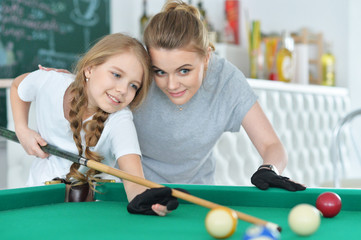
[330,108,361,188]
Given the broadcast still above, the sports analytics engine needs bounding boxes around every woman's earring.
[85,78,89,82]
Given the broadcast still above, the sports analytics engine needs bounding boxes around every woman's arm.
[242,101,305,191]
[10,73,48,158]
[242,101,287,174]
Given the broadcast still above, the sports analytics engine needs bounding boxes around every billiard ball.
[205,207,238,239]
[288,204,321,236]
[243,225,280,240]
[316,192,342,218]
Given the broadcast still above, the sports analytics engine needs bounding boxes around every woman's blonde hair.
[143,0,214,57]
[66,33,151,185]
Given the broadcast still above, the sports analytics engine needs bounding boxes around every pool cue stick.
[0,127,281,231]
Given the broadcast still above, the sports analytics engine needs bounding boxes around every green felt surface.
[0,183,360,239]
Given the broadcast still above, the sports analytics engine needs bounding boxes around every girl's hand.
[127,187,188,216]
[16,127,49,159]
[38,64,71,74]
[151,203,170,217]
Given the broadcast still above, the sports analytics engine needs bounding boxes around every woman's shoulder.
[207,54,247,85]
[211,53,244,75]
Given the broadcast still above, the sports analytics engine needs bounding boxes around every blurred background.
[1,0,361,189]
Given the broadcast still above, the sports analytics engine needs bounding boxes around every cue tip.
[265,222,282,233]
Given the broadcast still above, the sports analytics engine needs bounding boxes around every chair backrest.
[331,109,361,187]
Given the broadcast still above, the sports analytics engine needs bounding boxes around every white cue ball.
[288,204,321,236]
[205,207,238,239]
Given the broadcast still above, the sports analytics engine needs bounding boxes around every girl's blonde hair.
[143,0,214,57]
[66,33,151,185]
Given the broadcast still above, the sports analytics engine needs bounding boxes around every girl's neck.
[82,109,95,121]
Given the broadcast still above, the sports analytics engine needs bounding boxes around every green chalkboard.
[0,0,110,127]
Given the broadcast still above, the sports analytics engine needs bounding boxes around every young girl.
[10,33,178,216]
[133,0,305,191]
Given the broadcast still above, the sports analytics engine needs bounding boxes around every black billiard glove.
[251,169,306,191]
[127,187,189,215]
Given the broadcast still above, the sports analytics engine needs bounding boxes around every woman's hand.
[16,127,49,159]
[251,168,306,191]
[38,64,71,74]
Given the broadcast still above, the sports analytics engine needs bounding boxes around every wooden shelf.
[0,79,13,88]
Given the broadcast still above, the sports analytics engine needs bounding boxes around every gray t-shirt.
[134,54,257,184]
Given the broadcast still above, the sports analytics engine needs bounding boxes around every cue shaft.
[0,127,280,230]
[0,127,81,164]
[87,160,275,228]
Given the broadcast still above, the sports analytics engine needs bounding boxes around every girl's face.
[85,52,143,114]
[149,47,209,106]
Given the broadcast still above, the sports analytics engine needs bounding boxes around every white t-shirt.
[134,54,258,184]
[18,70,141,186]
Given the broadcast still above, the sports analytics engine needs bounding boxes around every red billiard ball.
[316,192,342,218]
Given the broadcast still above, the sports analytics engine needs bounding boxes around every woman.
[133,0,305,191]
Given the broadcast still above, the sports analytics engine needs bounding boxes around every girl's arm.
[117,154,148,201]
[242,101,287,174]
[10,73,48,158]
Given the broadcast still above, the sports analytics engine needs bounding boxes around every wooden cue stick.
[0,127,281,231]
[87,160,280,230]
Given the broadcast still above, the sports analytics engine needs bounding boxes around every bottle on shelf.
[140,0,149,37]
[224,0,239,45]
[250,20,261,79]
[197,0,217,43]
[221,9,235,44]
[197,0,208,29]
[276,31,295,83]
[321,42,335,86]
[264,36,280,80]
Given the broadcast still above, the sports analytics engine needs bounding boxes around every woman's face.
[149,47,209,106]
[85,52,143,114]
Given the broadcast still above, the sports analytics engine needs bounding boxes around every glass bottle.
[276,31,294,82]
[321,42,335,86]
[197,0,209,31]
[140,0,149,36]
[250,21,261,78]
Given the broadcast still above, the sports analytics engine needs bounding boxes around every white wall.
[348,0,361,112]
[110,0,361,111]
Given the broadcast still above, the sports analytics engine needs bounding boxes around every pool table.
[0,183,360,239]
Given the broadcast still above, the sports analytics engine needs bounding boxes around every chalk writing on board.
[0,0,110,78]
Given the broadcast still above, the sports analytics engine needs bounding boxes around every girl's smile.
[106,92,122,104]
